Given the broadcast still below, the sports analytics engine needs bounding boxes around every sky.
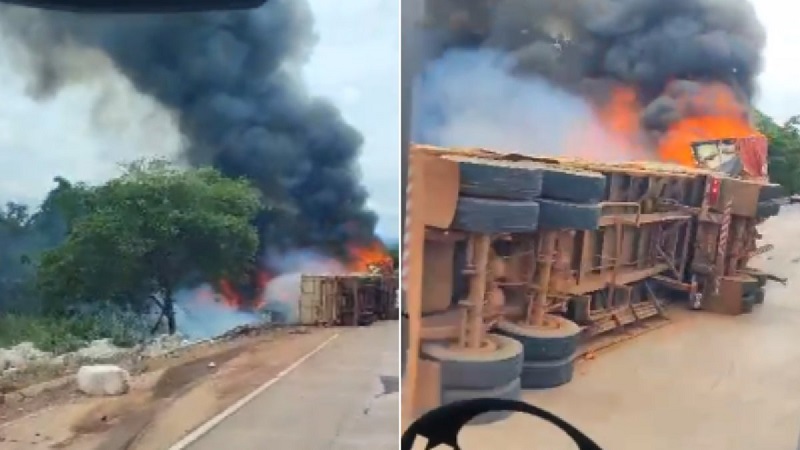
[752,0,800,122]
[0,0,401,240]
[303,0,400,241]
[0,0,792,244]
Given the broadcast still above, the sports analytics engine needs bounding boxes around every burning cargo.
[298,272,398,326]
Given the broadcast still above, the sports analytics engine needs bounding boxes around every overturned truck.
[299,271,398,326]
[401,135,786,424]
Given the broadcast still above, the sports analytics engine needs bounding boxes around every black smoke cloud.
[0,0,377,254]
[416,0,766,148]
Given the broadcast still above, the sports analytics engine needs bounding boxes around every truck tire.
[496,316,581,362]
[456,158,544,201]
[540,167,606,204]
[741,294,755,313]
[453,197,540,233]
[520,356,575,389]
[741,277,760,297]
[757,199,781,220]
[753,287,765,305]
[441,378,522,425]
[758,183,785,202]
[537,199,602,230]
[421,334,524,390]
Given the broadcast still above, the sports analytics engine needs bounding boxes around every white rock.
[0,349,28,370]
[76,365,131,396]
[14,342,51,362]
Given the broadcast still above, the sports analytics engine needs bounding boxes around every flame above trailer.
[412,0,766,168]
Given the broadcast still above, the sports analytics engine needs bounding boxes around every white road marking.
[167,332,340,450]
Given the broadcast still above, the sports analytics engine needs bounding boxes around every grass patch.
[0,309,151,354]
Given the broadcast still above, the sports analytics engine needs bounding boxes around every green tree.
[37,161,261,334]
[387,243,399,269]
[756,110,800,194]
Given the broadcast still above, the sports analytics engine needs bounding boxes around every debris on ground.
[0,326,334,450]
[0,343,52,371]
[217,322,278,340]
[76,365,131,397]
[142,333,192,358]
[0,322,285,400]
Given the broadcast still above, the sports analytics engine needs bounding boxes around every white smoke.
[261,248,347,323]
[412,49,639,160]
[174,284,262,340]
[172,249,348,339]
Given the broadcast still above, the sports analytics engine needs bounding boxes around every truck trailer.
[400,135,786,425]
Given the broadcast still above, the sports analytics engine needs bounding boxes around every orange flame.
[657,82,758,166]
[209,242,393,312]
[592,85,649,160]
[218,279,240,308]
[598,85,641,139]
[218,270,272,310]
[565,85,648,161]
[579,82,759,166]
[346,241,394,274]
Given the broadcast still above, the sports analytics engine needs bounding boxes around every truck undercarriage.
[401,140,786,425]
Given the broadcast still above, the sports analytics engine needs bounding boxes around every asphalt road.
[453,206,800,450]
[186,321,399,450]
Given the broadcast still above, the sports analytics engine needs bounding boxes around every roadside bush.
[0,304,152,354]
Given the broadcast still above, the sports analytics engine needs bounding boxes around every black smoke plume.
[414,0,766,155]
[0,0,378,255]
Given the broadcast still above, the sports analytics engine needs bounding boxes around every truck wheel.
[741,294,755,313]
[496,316,581,362]
[455,158,544,201]
[758,183,785,202]
[753,288,765,305]
[540,167,606,204]
[742,277,760,297]
[421,334,524,390]
[537,199,601,230]
[441,378,522,425]
[520,356,575,389]
[453,197,540,233]
[756,200,781,220]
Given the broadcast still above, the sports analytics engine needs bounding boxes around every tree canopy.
[36,161,262,334]
[756,110,800,194]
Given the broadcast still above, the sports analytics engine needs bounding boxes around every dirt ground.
[0,326,337,450]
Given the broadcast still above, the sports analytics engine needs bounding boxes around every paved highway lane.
[185,321,399,450]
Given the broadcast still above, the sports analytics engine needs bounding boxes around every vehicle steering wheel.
[402,398,604,450]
